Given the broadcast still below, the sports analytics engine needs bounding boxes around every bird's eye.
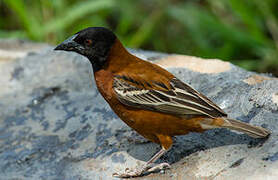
[85,39,92,46]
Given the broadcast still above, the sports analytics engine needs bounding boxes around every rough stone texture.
[0,40,278,180]
[0,39,48,61]
[156,55,231,73]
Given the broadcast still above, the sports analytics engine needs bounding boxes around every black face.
[54,27,116,71]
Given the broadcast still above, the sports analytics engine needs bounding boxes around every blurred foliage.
[1,0,278,76]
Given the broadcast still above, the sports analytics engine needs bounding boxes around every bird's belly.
[112,102,206,139]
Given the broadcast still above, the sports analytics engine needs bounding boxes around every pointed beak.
[54,34,83,52]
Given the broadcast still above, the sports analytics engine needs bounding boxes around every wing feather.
[113,76,227,118]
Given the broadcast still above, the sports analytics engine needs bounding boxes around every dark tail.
[222,118,270,138]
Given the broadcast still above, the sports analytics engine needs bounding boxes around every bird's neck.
[102,39,134,73]
[93,39,133,101]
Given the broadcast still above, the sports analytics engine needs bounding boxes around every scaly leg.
[113,134,173,178]
[113,148,170,178]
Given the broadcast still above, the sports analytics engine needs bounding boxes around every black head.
[54,27,116,71]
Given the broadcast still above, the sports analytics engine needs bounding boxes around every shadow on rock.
[118,128,269,164]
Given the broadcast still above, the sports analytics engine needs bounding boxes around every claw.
[146,162,170,173]
[112,163,170,178]
[112,170,142,178]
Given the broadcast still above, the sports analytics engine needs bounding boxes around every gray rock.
[0,40,278,180]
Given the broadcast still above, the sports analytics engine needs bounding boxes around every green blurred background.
[1,0,278,76]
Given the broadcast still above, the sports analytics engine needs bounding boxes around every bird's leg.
[113,134,172,178]
[113,148,170,178]
[141,148,170,173]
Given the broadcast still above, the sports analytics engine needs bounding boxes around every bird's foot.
[145,162,170,174]
[112,163,170,178]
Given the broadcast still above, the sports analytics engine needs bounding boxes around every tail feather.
[222,118,270,138]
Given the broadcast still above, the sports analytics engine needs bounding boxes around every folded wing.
[113,75,227,118]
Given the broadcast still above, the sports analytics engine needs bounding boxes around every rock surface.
[0,39,278,180]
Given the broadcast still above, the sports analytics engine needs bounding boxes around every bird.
[54,27,270,178]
